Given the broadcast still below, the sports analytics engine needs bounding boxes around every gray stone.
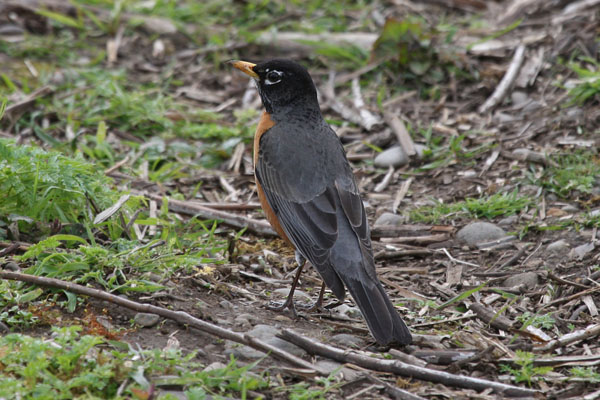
[314,360,362,380]
[329,333,366,349]
[134,313,160,327]
[374,146,408,168]
[570,242,595,260]
[498,215,518,226]
[503,272,538,289]
[561,204,579,213]
[413,143,429,159]
[2,261,19,271]
[226,324,306,360]
[547,240,570,257]
[203,362,227,372]
[457,222,507,246]
[334,304,362,319]
[511,91,528,105]
[374,212,403,227]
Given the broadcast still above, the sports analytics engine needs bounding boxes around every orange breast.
[254,112,293,245]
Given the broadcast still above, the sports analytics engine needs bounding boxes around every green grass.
[564,57,600,105]
[409,189,532,223]
[500,350,553,387]
[0,326,270,399]
[528,151,600,199]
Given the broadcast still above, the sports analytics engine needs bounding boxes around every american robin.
[231,59,412,345]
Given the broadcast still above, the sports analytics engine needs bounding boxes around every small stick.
[279,329,539,397]
[383,111,415,156]
[146,194,277,237]
[479,44,526,113]
[0,271,328,375]
[374,166,395,193]
[536,323,600,352]
[392,177,413,213]
[351,78,382,130]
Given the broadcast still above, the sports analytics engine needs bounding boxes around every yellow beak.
[230,60,258,79]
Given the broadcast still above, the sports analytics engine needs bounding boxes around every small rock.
[334,304,362,319]
[374,212,403,227]
[547,240,570,258]
[374,146,408,168]
[503,272,538,289]
[413,143,429,159]
[570,242,595,260]
[203,362,227,372]
[457,222,507,246]
[226,324,306,360]
[498,215,518,226]
[96,316,115,331]
[561,204,579,213]
[134,313,160,327]
[511,91,528,105]
[314,360,362,380]
[589,209,600,217]
[219,300,234,310]
[2,261,19,271]
[329,334,365,349]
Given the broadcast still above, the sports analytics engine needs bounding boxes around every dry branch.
[478,44,526,114]
[279,329,539,397]
[0,271,329,375]
[145,193,277,237]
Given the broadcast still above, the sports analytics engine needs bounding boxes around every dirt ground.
[2,0,600,399]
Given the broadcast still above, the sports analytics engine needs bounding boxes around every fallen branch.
[536,323,600,352]
[0,271,328,375]
[145,193,277,237]
[279,329,539,397]
[478,44,526,114]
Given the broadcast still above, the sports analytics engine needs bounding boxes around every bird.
[231,58,412,345]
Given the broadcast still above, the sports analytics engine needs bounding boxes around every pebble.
[134,313,160,327]
[374,212,403,227]
[374,146,408,168]
[203,362,227,372]
[497,215,518,226]
[329,333,365,349]
[457,222,507,246]
[334,304,362,319]
[2,262,19,271]
[314,360,362,380]
[225,324,306,360]
[503,272,539,289]
[546,240,570,258]
[570,242,595,260]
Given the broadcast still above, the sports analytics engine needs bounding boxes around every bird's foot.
[267,298,298,318]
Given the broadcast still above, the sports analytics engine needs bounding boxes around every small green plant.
[516,312,555,330]
[565,57,600,105]
[570,367,600,383]
[0,326,270,399]
[500,350,553,387]
[281,371,342,400]
[409,189,532,223]
[529,151,600,199]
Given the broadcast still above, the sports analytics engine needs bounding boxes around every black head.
[231,59,319,116]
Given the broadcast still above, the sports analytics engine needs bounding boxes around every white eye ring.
[265,70,282,85]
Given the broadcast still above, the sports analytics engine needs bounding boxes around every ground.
[1,0,600,399]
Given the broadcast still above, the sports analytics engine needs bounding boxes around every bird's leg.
[267,251,306,316]
[298,282,326,312]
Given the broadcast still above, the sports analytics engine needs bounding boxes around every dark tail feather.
[342,273,412,345]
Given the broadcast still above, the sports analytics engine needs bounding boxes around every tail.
[340,267,412,345]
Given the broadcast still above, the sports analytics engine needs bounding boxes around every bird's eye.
[265,70,282,85]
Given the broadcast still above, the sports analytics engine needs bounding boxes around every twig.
[438,248,480,268]
[392,177,413,213]
[374,248,432,261]
[279,329,539,397]
[145,194,277,237]
[374,166,395,193]
[383,111,415,156]
[324,72,372,130]
[536,323,600,352]
[351,78,382,130]
[478,44,526,114]
[0,271,328,375]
